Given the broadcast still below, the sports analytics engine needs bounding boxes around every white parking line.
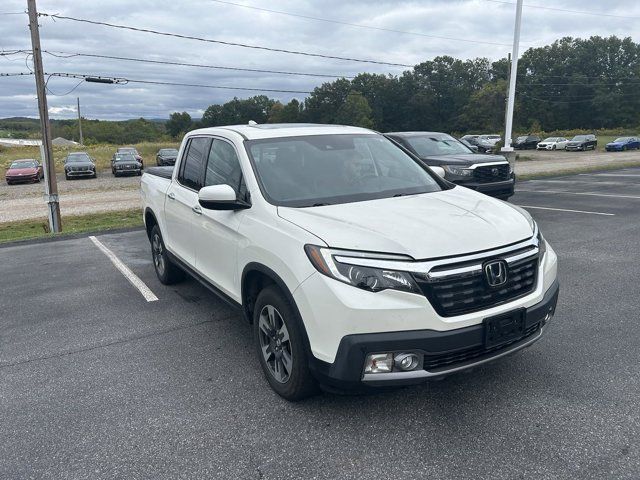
[89,236,159,302]
[579,173,640,178]
[518,205,615,216]
[516,189,640,200]
[528,179,633,186]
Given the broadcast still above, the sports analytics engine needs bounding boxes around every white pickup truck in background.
[141,123,559,401]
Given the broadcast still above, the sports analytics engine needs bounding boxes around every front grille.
[474,164,510,183]
[423,323,541,371]
[415,256,538,317]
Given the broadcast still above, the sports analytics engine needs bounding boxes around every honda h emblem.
[484,260,508,287]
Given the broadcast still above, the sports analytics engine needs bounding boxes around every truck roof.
[186,123,376,140]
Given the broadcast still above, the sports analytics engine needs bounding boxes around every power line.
[45,72,313,94]
[41,49,355,79]
[482,0,639,20]
[210,0,516,47]
[37,12,413,68]
[0,72,33,77]
[0,11,25,16]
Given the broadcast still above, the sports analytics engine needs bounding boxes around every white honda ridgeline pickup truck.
[141,123,559,401]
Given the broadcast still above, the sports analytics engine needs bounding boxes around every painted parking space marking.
[517,205,615,216]
[578,173,640,178]
[89,235,159,302]
[515,189,640,200]
[527,179,635,186]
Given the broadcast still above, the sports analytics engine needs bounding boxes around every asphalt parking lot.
[2,168,640,479]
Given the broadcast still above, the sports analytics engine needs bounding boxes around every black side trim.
[166,251,242,311]
[144,166,174,179]
[240,262,313,352]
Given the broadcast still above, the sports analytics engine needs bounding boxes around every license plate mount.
[483,309,526,348]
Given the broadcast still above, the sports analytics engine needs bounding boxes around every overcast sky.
[1,0,637,120]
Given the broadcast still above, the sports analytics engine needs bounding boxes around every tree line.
[169,35,640,137]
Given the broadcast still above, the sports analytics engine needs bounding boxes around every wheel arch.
[241,262,312,352]
[144,207,159,240]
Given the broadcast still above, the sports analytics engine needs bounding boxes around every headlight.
[442,165,473,177]
[304,245,420,294]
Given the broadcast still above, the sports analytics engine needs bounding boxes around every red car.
[5,159,44,185]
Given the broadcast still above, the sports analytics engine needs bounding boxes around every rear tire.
[150,225,184,285]
[253,285,319,401]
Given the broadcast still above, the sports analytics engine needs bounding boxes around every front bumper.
[309,280,559,389]
[66,170,95,177]
[6,174,38,183]
[565,145,585,151]
[457,176,515,198]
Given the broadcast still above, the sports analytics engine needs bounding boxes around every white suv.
[141,124,559,401]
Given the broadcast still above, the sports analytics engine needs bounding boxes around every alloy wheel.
[152,233,165,276]
[258,305,292,383]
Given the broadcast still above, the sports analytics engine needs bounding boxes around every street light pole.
[77,97,83,145]
[501,0,523,155]
[27,0,62,233]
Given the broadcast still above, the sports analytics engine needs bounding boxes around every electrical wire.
[0,72,33,77]
[481,0,639,20]
[44,72,313,94]
[209,0,516,47]
[37,12,413,68]
[42,50,355,79]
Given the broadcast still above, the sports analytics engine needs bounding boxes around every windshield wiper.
[310,202,332,207]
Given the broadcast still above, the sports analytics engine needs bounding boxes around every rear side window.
[178,137,211,190]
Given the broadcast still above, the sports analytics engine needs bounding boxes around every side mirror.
[198,184,251,211]
[430,166,446,179]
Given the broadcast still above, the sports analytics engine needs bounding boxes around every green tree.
[166,112,192,138]
[335,91,374,128]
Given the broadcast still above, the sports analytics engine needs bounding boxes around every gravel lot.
[1,168,640,478]
[2,150,640,223]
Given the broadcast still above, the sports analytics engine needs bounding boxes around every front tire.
[150,225,184,285]
[253,286,319,401]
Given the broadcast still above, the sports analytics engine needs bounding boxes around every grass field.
[0,209,143,244]
[0,142,179,177]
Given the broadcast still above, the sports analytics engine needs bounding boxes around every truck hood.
[419,153,507,167]
[278,187,533,259]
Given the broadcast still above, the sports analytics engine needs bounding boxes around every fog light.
[394,353,420,371]
[364,353,393,373]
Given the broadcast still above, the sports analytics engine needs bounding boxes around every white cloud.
[0,0,638,119]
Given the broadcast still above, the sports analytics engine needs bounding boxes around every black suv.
[387,131,515,200]
[513,135,541,150]
[566,134,597,151]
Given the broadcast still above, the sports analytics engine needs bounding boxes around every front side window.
[205,139,243,192]
[246,134,442,207]
[178,137,211,190]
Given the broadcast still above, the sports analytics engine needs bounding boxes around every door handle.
[167,192,176,200]
[192,205,202,215]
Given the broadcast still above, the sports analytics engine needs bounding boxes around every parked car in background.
[478,134,501,146]
[387,131,515,200]
[113,147,144,168]
[513,135,541,150]
[536,137,569,151]
[141,123,558,400]
[64,152,97,180]
[565,134,597,151]
[156,148,179,166]
[460,135,494,153]
[5,159,43,185]
[112,153,142,177]
[605,136,640,152]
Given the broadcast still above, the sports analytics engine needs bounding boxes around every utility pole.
[503,52,511,138]
[501,0,523,158]
[27,0,61,233]
[77,97,83,145]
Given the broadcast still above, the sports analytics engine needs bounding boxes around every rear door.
[163,136,211,266]
[193,138,248,300]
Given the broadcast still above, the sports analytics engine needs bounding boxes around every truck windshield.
[246,134,442,207]
[403,134,472,156]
